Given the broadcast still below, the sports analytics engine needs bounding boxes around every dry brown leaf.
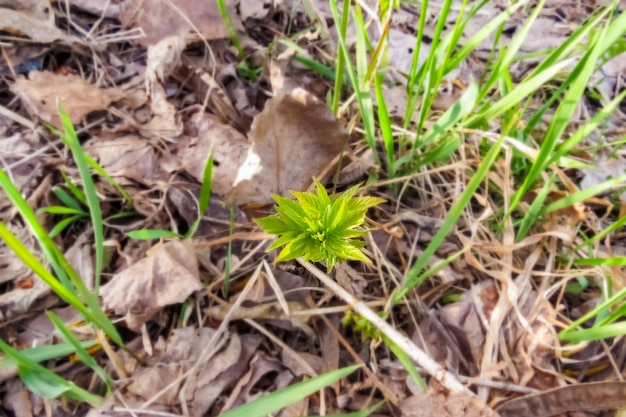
[10,71,124,128]
[100,239,201,330]
[399,381,494,417]
[85,135,159,183]
[177,112,250,195]
[221,353,285,412]
[186,333,262,417]
[496,382,626,417]
[0,6,70,43]
[140,35,185,139]
[227,87,349,205]
[60,0,119,18]
[64,232,95,291]
[119,0,242,46]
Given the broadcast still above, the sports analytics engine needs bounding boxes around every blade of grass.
[0,221,123,347]
[543,175,626,214]
[220,365,360,417]
[58,103,105,294]
[0,339,103,407]
[0,341,97,368]
[331,0,350,114]
[396,128,508,301]
[47,312,113,392]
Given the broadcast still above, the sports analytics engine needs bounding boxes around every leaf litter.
[1,0,626,417]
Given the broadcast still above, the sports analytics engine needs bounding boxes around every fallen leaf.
[140,35,186,139]
[100,239,202,330]
[495,382,626,417]
[177,111,250,195]
[85,135,159,183]
[119,0,242,46]
[227,87,349,205]
[10,71,124,128]
[64,232,95,291]
[0,5,71,44]
[399,381,493,417]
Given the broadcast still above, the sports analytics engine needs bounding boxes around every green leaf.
[221,365,360,417]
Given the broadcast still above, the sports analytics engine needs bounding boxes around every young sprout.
[255,179,384,272]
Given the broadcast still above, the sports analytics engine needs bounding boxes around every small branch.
[298,259,493,409]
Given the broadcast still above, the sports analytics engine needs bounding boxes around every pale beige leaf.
[119,0,242,46]
[10,71,124,128]
[100,240,201,330]
[177,112,250,195]
[85,135,159,183]
[227,87,348,205]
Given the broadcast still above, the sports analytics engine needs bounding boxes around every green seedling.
[342,310,384,342]
[255,180,384,272]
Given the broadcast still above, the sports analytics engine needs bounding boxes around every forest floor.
[2,1,626,416]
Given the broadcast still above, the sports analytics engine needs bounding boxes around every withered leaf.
[227,87,348,205]
[177,112,250,195]
[100,240,201,330]
[11,71,124,128]
[119,0,242,46]
[495,382,626,417]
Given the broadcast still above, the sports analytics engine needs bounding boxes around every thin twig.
[297,258,496,415]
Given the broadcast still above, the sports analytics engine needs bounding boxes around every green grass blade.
[49,215,83,238]
[515,174,555,243]
[39,206,87,216]
[85,155,133,205]
[329,1,380,166]
[216,0,243,57]
[559,322,626,343]
[467,58,574,126]
[186,151,213,238]
[446,0,527,73]
[375,71,395,178]
[57,103,105,294]
[0,339,103,407]
[220,365,360,417]
[331,0,350,114]
[396,131,507,301]
[381,334,426,391]
[53,186,83,211]
[0,221,123,346]
[550,89,626,165]
[0,341,97,368]
[62,171,86,205]
[126,229,181,240]
[508,25,612,214]
[543,175,626,214]
[47,312,113,392]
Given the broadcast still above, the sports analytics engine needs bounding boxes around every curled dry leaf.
[100,239,201,330]
[119,0,242,46]
[10,71,124,128]
[227,87,349,206]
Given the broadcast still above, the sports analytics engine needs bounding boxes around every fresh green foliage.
[255,180,384,272]
[220,365,360,417]
[0,339,103,407]
[560,285,626,343]
[47,312,114,393]
[342,310,385,342]
[57,104,106,293]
